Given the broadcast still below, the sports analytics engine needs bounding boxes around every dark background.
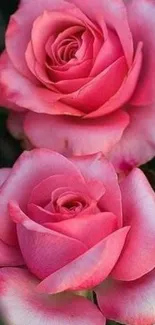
[0,0,22,168]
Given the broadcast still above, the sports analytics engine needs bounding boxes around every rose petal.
[0,51,26,112]
[0,267,106,325]
[25,41,59,93]
[0,51,82,115]
[86,42,142,118]
[5,0,73,78]
[9,201,87,279]
[64,56,128,113]
[68,0,134,66]
[109,103,155,171]
[28,203,54,223]
[53,77,91,94]
[48,60,93,83]
[29,173,104,208]
[90,30,123,77]
[31,10,85,64]
[29,48,92,93]
[0,149,83,245]
[28,198,100,224]
[24,109,129,158]
[112,168,155,281]
[0,168,11,187]
[0,239,24,267]
[28,174,87,206]
[127,0,155,105]
[37,227,130,294]
[45,212,118,248]
[96,268,155,325]
[71,153,122,226]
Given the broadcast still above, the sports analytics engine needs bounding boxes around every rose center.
[54,193,87,214]
[46,31,83,66]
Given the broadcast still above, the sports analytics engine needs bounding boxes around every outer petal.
[127,0,155,105]
[0,53,83,116]
[9,201,87,279]
[0,51,56,112]
[0,52,26,112]
[96,268,155,325]
[112,168,155,281]
[0,52,81,116]
[24,110,129,158]
[0,169,11,187]
[0,240,24,267]
[71,153,122,226]
[109,103,155,171]
[0,149,83,245]
[37,227,130,294]
[0,267,106,325]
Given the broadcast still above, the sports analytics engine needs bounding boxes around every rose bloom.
[1,0,155,171]
[0,149,155,325]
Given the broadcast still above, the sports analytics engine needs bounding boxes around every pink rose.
[1,0,155,171]
[1,149,155,325]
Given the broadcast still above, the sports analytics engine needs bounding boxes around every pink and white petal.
[68,0,134,66]
[46,212,118,248]
[0,169,11,187]
[112,168,155,281]
[86,42,142,118]
[0,52,63,114]
[96,268,155,325]
[127,0,155,105]
[0,52,27,111]
[71,153,122,226]
[0,54,25,112]
[24,109,129,158]
[0,51,82,116]
[109,103,155,171]
[37,227,130,294]
[9,201,87,279]
[0,149,82,245]
[0,239,24,267]
[0,267,106,325]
